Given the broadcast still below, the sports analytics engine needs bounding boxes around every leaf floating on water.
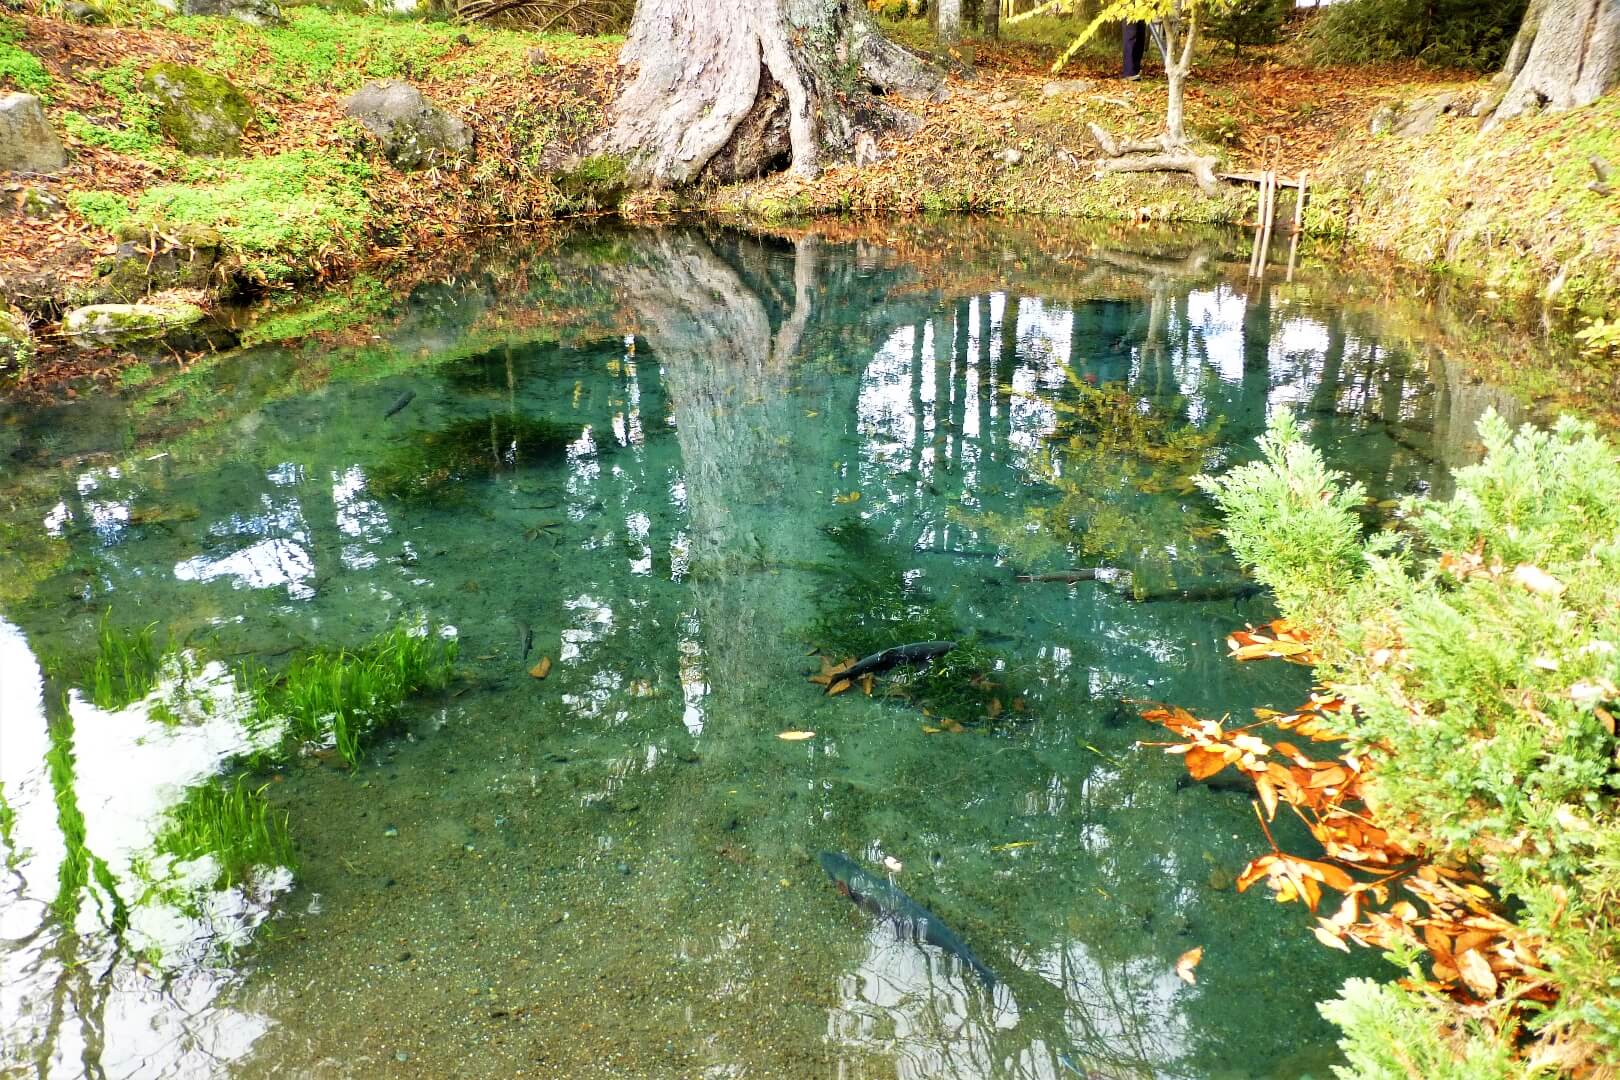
[528,656,552,679]
[921,725,941,734]
[991,841,1035,852]
[860,673,875,696]
[777,730,816,741]
[827,678,853,696]
[1175,946,1203,985]
[832,490,862,505]
[882,855,903,873]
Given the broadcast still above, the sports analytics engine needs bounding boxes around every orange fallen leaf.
[777,730,816,741]
[828,679,852,696]
[1175,946,1203,985]
[529,656,552,679]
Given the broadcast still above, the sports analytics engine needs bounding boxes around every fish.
[383,389,416,419]
[1129,582,1264,604]
[818,851,996,989]
[1016,569,1100,583]
[841,641,956,682]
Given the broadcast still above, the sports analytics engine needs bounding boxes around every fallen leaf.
[1457,948,1499,998]
[828,679,852,696]
[777,730,816,741]
[1175,946,1203,984]
[529,656,552,679]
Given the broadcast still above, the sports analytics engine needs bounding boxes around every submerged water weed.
[0,780,18,871]
[242,622,457,768]
[368,414,578,502]
[87,612,167,711]
[809,519,1022,725]
[156,777,293,890]
[44,704,126,931]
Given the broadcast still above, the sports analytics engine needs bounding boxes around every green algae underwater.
[0,220,1535,1078]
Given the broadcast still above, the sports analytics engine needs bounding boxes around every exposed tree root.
[1086,122,1218,195]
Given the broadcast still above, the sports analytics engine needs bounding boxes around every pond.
[0,219,1529,1079]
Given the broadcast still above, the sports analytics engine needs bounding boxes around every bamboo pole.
[1257,170,1277,277]
[1293,170,1309,235]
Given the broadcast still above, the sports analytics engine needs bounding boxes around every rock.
[0,94,68,175]
[1042,78,1094,98]
[140,64,254,157]
[525,46,549,68]
[1056,148,1081,168]
[92,225,224,302]
[62,302,206,341]
[1368,103,1400,136]
[0,309,35,372]
[178,0,282,25]
[63,1,107,22]
[341,80,473,172]
[994,147,1023,165]
[3,185,64,219]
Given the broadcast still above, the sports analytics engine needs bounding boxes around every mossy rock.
[139,64,254,157]
[62,301,206,342]
[0,309,35,372]
[552,154,629,211]
[91,223,225,301]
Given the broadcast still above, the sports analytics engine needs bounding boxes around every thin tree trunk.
[983,0,999,40]
[1488,0,1620,127]
[938,0,962,44]
[602,0,944,186]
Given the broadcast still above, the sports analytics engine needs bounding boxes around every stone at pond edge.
[0,94,68,175]
[62,302,206,341]
[176,0,283,25]
[140,64,255,157]
[3,184,64,219]
[341,80,473,172]
[92,224,225,302]
[0,309,36,371]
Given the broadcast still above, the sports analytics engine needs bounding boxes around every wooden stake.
[1257,170,1277,276]
[1293,170,1309,235]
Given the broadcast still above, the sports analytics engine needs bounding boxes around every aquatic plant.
[87,611,167,711]
[156,777,293,890]
[44,704,127,932]
[0,780,20,871]
[241,621,457,768]
[367,414,578,503]
[809,519,1023,725]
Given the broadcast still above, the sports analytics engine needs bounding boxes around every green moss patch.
[0,19,51,95]
[131,150,371,285]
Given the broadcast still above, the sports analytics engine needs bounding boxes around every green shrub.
[1320,978,1546,1080]
[1207,0,1291,55]
[1202,410,1620,1067]
[1305,0,1528,71]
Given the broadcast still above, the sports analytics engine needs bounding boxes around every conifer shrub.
[1201,410,1620,1070]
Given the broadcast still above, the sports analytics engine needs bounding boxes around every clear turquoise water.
[0,222,1528,1079]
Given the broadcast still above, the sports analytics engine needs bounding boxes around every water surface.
[0,220,1528,1079]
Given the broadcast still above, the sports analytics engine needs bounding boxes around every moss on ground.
[0,18,51,95]
[132,150,372,285]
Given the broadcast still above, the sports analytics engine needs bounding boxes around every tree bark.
[938,0,962,43]
[982,0,999,40]
[1488,0,1620,128]
[602,0,946,186]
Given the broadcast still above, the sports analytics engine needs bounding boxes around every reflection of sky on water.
[0,620,278,1079]
[0,225,1534,1079]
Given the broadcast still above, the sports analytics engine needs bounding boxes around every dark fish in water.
[842,641,955,681]
[1016,569,1101,583]
[818,851,996,989]
[1129,581,1263,604]
[383,389,416,418]
[517,619,533,660]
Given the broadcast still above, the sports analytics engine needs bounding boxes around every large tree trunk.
[938,0,962,43]
[602,0,946,186]
[1487,0,1620,128]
